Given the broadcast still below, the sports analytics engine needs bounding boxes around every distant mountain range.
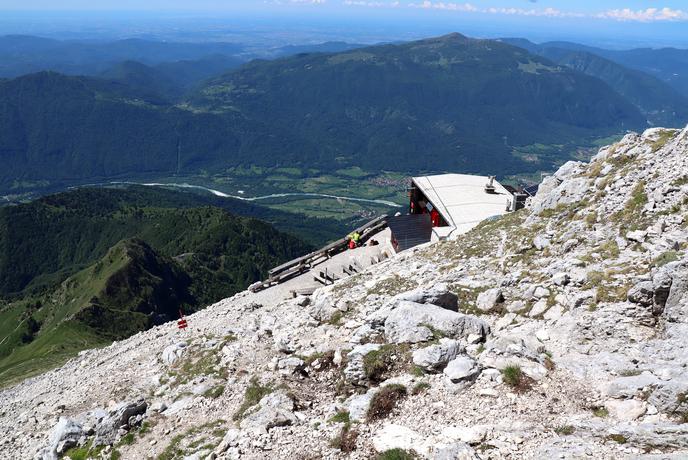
[506,39,688,99]
[0,186,311,383]
[502,38,688,127]
[0,35,246,79]
[2,33,673,194]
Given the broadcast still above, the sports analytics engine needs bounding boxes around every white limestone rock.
[412,338,462,372]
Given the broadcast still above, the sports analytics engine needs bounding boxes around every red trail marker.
[178,308,188,330]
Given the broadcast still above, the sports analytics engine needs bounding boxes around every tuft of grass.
[619,369,642,377]
[672,176,688,187]
[330,424,358,453]
[411,382,430,395]
[232,377,273,421]
[203,384,225,399]
[328,310,344,326]
[329,411,351,424]
[157,434,185,460]
[63,442,99,460]
[366,275,416,297]
[119,432,135,445]
[168,346,226,386]
[612,181,647,226]
[654,251,678,267]
[301,350,337,371]
[156,420,226,460]
[607,434,627,444]
[362,344,411,382]
[592,406,609,418]
[650,129,676,152]
[376,448,418,460]
[501,365,532,393]
[554,425,575,435]
[367,384,407,420]
[410,365,425,377]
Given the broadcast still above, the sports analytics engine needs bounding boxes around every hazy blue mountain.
[271,41,366,57]
[0,35,245,78]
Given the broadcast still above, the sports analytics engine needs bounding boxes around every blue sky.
[2,0,688,22]
[0,1,686,48]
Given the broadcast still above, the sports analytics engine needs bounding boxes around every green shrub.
[203,384,225,399]
[607,434,627,444]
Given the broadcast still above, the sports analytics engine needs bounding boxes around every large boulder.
[604,399,647,421]
[162,342,187,365]
[530,162,589,215]
[39,417,84,460]
[372,424,429,457]
[94,398,147,446]
[476,289,504,313]
[384,301,489,344]
[396,283,459,311]
[412,339,462,373]
[348,389,377,422]
[307,295,339,323]
[239,391,297,434]
[443,356,480,383]
[628,281,654,307]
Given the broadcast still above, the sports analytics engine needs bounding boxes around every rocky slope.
[2,127,688,459]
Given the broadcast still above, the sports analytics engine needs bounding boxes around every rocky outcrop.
[4,126,688,460]
[239,391,297,435]
[93,398,147,446]
[384,301,489,344]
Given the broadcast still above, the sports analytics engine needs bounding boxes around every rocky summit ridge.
[3,126,688,459]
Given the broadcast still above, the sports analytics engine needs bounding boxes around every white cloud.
[408,1,478,12]
[340,1,688,22]
[343,0,399,7]
[597,7,688,22]
[484,6,579,18]
[269,0,328,5]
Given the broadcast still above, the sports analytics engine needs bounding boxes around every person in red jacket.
[428,203,441,227]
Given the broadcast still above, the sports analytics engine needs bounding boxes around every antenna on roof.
[485,176,496,194]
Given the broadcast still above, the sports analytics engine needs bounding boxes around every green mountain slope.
[190,33,645,175]
[0,34,648,194]
[502,38,688,127]
[0,239,194,384]
[0,186,310,296]
[0,187,312,385]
